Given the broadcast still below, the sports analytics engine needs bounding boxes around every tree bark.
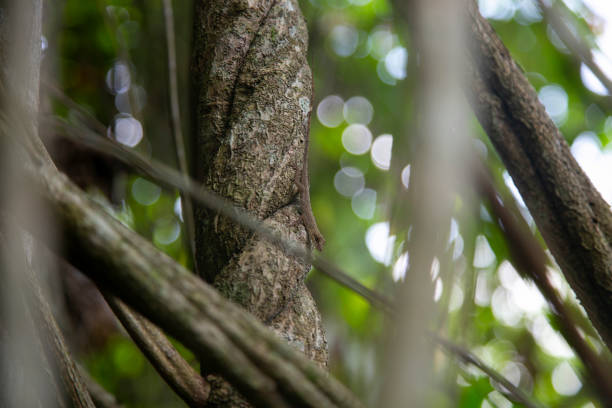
[192,0,327,404]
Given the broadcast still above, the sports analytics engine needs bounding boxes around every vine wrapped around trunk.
[192,0,327,404]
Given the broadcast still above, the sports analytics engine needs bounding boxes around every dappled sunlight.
[538,84,569,125]
[317,95,345,127]
[342,123,372,154]
[473,235,496,269]
[384,46,407,80]
[400,164,411,189]
[351,187,377,219]
[131,177,161,206]
[329,25,359,57]
[334,166,365,197]
[107,113,143,147]
[343,96,374,125]
[105,60,131,95]
[153,216,181,246]
[392,252,409,282]
[21,0,612,405]
[529,315,575,358]
[364,221,395,265]
[370,134,392,170]
[552,362,582,396]
[571,131,612,204]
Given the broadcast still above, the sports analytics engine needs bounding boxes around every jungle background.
[26,0,612,406]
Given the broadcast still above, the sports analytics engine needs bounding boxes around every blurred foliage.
[46,0,612,406]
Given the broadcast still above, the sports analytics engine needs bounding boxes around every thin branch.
[103,294,210,407]
[18,237,95,408]
[537,0,612,102]
[78,365,125,408]
[431,334,543,408]
[43,114,395,316]
[466,0,612,353]
[474,162,612,404]
[162,0,196,266]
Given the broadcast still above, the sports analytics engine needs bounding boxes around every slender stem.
[537,0,612,104]
[43,114,396,315]
[78,365,125,408]
[431,334,543,408]
[162,0,197,267]
[475,162,612,404]
[103,294,210,407]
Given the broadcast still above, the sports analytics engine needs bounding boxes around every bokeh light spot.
[552,362,582,396]
[131,178,161,206]
[334,166,365,197]
[393,252,409,282]
[343,96,374,125]
[368,28,394,60]
[384,46,407,80]
[580,51,612,96]
[342,124,372,154]
[478,0,515,21]
[529,315,574,358]
[107,113,143,147]
[317,95,345,127]
[571,131,612,204]
[174,197,183,222]
[538,84,568,125]
[115,85,147,114]
[401,164,411,189]
[365,222,395,265]
[105,60,131,95]
[154,217,181,246]
[330,25,359,57]
[351,188,377,219]
[473,234,496,268]
[370,134,393,170]
[433,278,443,302]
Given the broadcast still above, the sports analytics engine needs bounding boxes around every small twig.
[431,334,543,408]
[43,115,396,315]
[537,0,612,105]
[103,293,210,407]
[162,0,196,267]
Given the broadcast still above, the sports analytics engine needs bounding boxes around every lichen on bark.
[191,0,327,404]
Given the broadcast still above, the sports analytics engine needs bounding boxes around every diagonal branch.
[432,334,542,408]
[44,115,395,315]
[475,162,612,404]
[537,0,612,102]
[466,0,612,353]
[102,294,210,407]
[14,126,365,407]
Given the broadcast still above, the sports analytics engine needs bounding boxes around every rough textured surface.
[467,1,612,351]
[192,0,327,404]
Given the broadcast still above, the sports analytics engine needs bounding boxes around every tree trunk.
[191,0,327,405]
